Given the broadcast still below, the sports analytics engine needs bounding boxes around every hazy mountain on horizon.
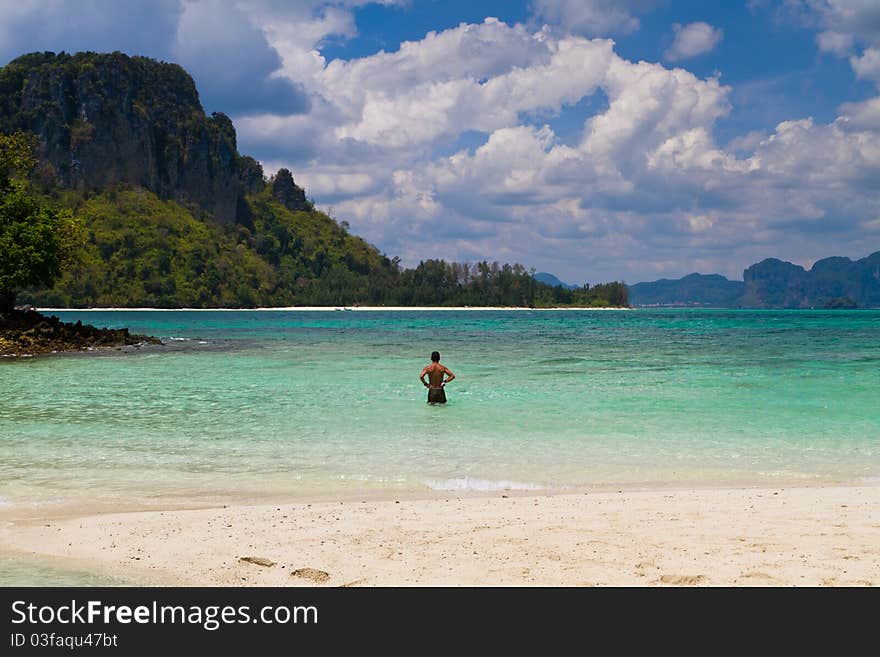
[628,273,744,307]
[628,252,880,308]
[533,272,579,289]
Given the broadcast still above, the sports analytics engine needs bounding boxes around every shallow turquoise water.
[1,309,878,507]
[0,555,124,586]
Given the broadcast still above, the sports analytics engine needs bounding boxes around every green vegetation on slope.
[18,185,627,308]
[20,187,388,307]
[0,131,81,310]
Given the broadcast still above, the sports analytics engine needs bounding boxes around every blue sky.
[2,1,879,283]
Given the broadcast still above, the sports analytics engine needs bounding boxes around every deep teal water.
[1,309,878,508]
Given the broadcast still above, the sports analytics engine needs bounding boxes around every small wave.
[424,477,544,491]
[168,336,191,341]
[0,497,12,508]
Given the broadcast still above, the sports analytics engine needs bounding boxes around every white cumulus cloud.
[793,0,880,84]
[664,22,723,62]
[529,0,655,36]
[817,30,854,55]
[851,47,880,84]
[237,16,880,282]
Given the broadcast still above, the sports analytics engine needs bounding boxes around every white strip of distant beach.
[37,306,633,311]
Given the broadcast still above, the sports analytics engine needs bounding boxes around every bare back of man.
[419,351,455,403]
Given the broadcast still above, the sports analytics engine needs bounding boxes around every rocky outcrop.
[740,258,808,307]
[0,308,161,356]
[272,168,310,212]
[239,156,267,195]
[0,51,268,224]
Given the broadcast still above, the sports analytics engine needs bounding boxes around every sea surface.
[2,309,879,509]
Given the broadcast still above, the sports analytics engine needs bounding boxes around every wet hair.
[431,351,440,362]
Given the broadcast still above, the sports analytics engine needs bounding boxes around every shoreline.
[1,473,869,522]
[2,482,877,586]
[36,306,633,312]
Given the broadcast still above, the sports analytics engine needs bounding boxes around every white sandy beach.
[1,485,877,586]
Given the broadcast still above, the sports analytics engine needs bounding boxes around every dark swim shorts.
[427,387,447,404]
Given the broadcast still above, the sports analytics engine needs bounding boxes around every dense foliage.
[0,132,80,310]
[18,184,627,308]
[393,260,627,307]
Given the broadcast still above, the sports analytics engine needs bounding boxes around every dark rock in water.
[0,308,161,357]
[272,168,310,212]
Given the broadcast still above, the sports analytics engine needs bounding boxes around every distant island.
[628,252,880,308]
[0,51,627,311]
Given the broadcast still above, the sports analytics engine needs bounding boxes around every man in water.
[419,351,455,403]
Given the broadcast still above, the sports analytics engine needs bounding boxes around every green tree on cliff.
[0,132,81,311]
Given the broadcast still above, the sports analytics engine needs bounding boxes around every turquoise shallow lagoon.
[1,309,878,508]
[0,555,124,586]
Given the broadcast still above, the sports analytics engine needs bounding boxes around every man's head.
[431,351,440,362]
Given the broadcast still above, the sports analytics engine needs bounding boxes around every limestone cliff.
[0,51,299,224]
[741,253,880,308]
[628,252,880,308]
